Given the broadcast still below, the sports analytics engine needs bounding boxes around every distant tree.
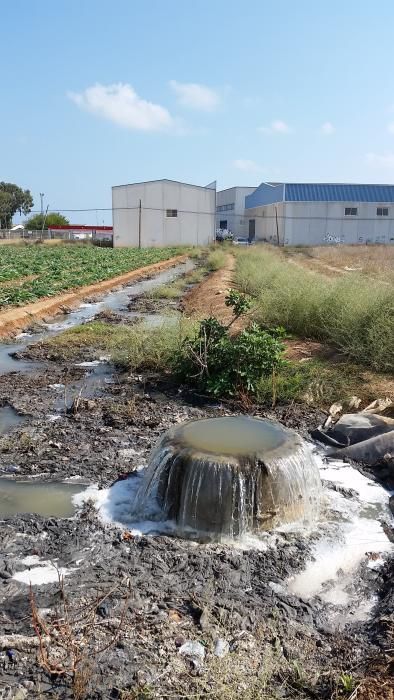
[0,182,34,228]
[25,212,70,230]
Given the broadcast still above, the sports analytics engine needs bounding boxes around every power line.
[2,204,394,223]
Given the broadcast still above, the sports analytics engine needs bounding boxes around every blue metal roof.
[285,183,394,202]
[245,182,394,208]
[245,183,285,208]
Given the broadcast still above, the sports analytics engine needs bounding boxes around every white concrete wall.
[113,180,215,247]
[245,203,285,244]
[283,202,394,245]
[216,187,255,237]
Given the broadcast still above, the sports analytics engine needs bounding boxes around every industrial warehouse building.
[112,179,216,247]
[244,182,394,246]
[216,186,256,239]
[215,182,394,246]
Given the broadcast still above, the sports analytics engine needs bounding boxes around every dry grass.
[235,246,394,373]
[30,576,130,699]
[32,317,197,370]
[285,245,394,282]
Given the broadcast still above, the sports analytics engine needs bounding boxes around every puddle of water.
[0,405,27,435]
[0,261,192,376]
[0,342,40,376]
[42,261,193,332]
[55,362,114,412]
[0,479,87,517]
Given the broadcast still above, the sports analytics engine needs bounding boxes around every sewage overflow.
[130,416,323,539]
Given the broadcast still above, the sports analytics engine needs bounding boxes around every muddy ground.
[0,263,393,699]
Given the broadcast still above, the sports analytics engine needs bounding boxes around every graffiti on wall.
[323,233,345,244]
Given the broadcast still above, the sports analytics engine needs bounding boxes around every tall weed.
[235,247,394,372]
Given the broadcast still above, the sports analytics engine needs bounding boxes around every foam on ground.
[287,455,393,610]
[13,559,71,585]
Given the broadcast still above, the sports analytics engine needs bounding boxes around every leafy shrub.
[176,291,285,396]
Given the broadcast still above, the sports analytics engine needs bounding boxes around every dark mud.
[0,270,393,698]
[127,294,180,314]
[0,362,392,698]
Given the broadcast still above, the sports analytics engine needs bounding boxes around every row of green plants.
[0,244,182,307]
[234,246,394,373]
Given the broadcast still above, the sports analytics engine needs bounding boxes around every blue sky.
[3,0,394,224]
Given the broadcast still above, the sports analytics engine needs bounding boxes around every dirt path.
[183,255,327,358]
[182,255,394,402]
[0,254,187,337]
[183,255,237,324]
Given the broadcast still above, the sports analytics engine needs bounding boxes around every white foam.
[287,456,393,605]
[288,518,390,600]
[75,449,393,618]
[13,561,71,585]
[321,460,388,504]
[72,475,172,535]
[22,555,42,566]
[75,360,102,367]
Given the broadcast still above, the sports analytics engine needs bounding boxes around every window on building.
[344,207,358,216]
[216,203,235,212]
[219,220,227,229]
[166,209,178,218]
[377,207,389,216]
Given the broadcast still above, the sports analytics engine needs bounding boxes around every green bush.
[178,318,285,396]
[176,291,285,397]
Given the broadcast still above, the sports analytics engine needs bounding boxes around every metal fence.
[0,230,113,246]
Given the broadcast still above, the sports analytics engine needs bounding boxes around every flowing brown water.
[131,416,322,539]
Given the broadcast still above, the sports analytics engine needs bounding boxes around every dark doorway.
[220,220,227,229]
[248,219,255,242]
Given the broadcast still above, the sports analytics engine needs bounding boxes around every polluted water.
[0,404,27,435]
[0,479,86,518]
[130,416,322,538]
[76,417,323,540]
[0,260,193,376]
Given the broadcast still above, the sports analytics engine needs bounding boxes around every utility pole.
[40,193,45,217]
[41,205,49,239]
[275,206,280,246]
[138,199,142,249]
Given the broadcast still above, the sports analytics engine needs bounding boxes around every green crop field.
[0,244,182,309]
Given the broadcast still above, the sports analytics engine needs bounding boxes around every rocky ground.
[0,263,393,699]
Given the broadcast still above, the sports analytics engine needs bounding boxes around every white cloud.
[320,121,335,135]
[233,159,263,173]
[366,152,394,168]
[387,122,394,134]
[68,83,173,131]
[258,120,292,134]
[169,80,220,111]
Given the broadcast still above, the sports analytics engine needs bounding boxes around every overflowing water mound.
[132,417,322,538]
